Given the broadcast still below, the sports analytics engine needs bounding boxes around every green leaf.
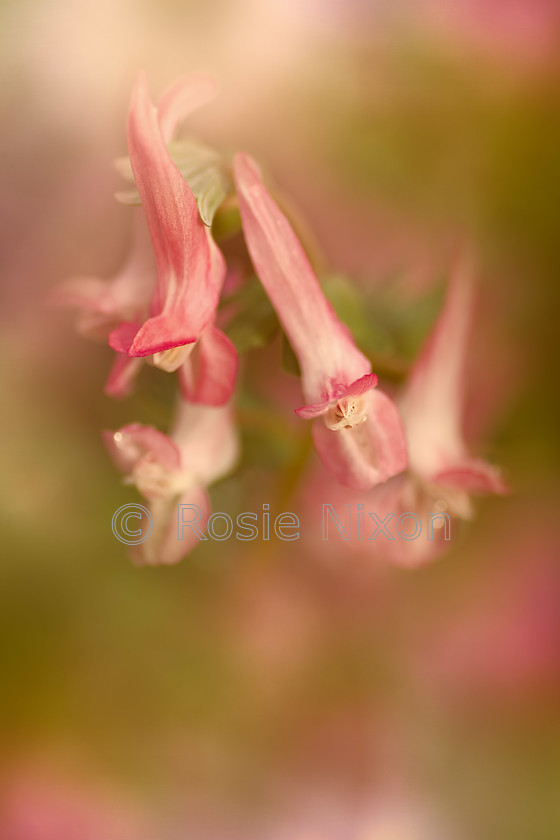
[222,279,279,354]
[321,272,446,381]
[114,139,233,226]
[322,273,396,355]
[363,279,445,361]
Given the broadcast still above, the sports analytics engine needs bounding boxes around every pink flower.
[55,73,237,404]
[233,151,407,491]
[365,261,508,567]
[299,262,508,568]
[400,260,507,512]
[105,400,238,565]
[108,72,237,404]
[52,210,155,397]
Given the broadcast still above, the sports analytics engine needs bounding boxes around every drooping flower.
[400,261,507,508]
[233,151,407,491]
[52,209,155,397]
[54,73,237,404]
[365,261,508,566]
[108,72,237,404]
[297,261,508,567]
[105,399,238,565]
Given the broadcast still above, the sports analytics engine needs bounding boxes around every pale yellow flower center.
[324,396,369,431]
[153,343,194,372]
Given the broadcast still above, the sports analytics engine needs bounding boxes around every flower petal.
[126,74,222,352]
[104,354,144,399]
[400,262,474,478]
[131,485,211,566]
[52,210,155,339]
[233,151,370,403]
[312,389,408,491]
[366,473,455,568]
[400,261,507,506]
[103,423,181,474]
[108,320,144,354]
[178,324,238,406]
[435,460,509,495]
[295,373,378,419]
[157,74,218,143]
[171,401,239,486]
[125,314,198,357]
[50,275,113,312]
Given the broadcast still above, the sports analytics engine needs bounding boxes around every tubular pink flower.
[310,264,509,568]
[233,151,407,491]
[52,211,155,397]
[108,72,237,403]
[177,324,239,406]
[400,261,508,515]
[105,400,238,565]
[358,265,508,567]
[55,74,237,404]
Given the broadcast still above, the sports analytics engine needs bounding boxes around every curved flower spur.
[108,73,237,405]
[233,152,407,492]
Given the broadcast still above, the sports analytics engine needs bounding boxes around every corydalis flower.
[105,400,238,565]
[109,72,237,405]
[52,210,154,397]
[400,261,507,514]
[365,262,508,567]
[233,152,407,492]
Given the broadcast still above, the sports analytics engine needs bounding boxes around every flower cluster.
[56,73,507,566]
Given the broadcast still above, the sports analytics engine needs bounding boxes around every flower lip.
[295,372,378,421]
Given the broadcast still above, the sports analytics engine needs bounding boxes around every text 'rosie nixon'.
[177,504,451,543]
